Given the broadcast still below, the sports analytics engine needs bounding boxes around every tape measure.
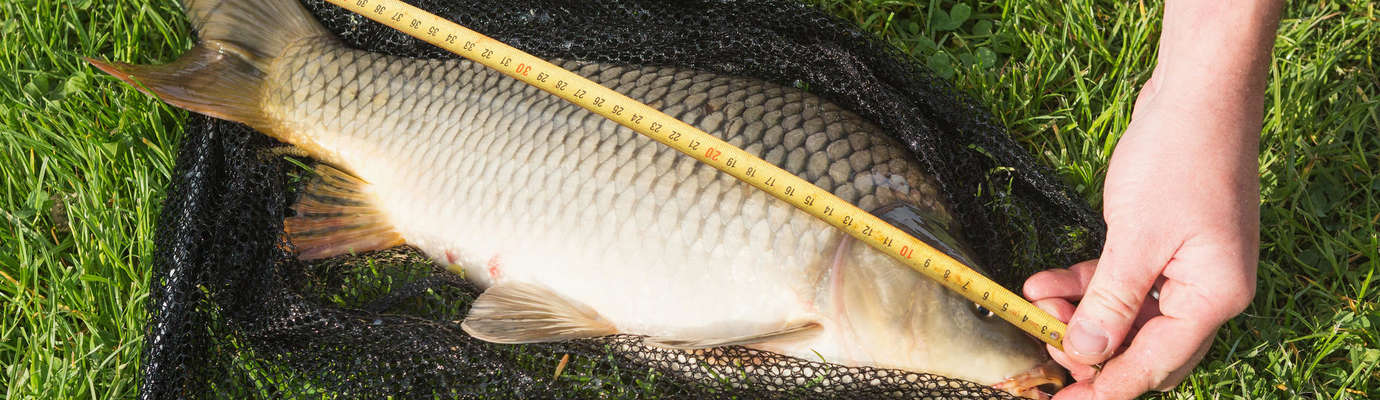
[322,0,1067,350]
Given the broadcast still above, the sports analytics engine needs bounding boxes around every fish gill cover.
[141,0,1104,398]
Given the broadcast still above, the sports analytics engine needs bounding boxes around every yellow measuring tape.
[323,0,1067,350]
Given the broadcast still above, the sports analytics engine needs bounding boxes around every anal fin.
[284,164,403,260]
[462,282,617,343]
[646,321,822,350]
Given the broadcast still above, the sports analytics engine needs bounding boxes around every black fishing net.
[139,0,1105,398]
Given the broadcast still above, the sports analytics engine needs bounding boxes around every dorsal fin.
[462,282,618,343]
[283,164,403,260]
[180,0,332,63]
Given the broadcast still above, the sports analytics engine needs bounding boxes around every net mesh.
[138,0,1105,398]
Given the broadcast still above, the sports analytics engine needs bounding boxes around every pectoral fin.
[284,164,404,260]
[462,282,618,343]
[873,203,982,270]
[646,321,822,350]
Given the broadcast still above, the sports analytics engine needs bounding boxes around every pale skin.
[1021,0,1282,399]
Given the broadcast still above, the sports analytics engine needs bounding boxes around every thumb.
[1064,229,1174,365]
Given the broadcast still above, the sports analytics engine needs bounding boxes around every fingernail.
[1067,319,1108,358]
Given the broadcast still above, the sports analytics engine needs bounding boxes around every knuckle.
[1228,273,1258,312]
[1206,274,1256,318]
[1151,368,1191,392]
[1021,273,1046,297]
[1083,284,1143,324]
[1180,289,1243,324]
[1222,289,1254,315]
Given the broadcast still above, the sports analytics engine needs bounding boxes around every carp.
[89,0,1063,396]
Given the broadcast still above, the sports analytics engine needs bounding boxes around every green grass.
[2,0,1377,398]
[1,0,188,398]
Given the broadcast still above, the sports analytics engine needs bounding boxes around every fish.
[89,0,1064,397]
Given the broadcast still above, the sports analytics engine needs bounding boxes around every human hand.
[1022,69,1262,400]
[1020,0,1280,396]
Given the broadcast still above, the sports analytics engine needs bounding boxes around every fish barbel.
[90,0,1064,396]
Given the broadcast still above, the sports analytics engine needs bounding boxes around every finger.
[1088,315,1220,399]
[1063,232,1174,365]
[1033,298,1076,322]
[1035,299,1100,381]
[1123,291,1162,341]
[1117,284,1164,345]
[1023,260,1099,301]
[1159,250,1257,325]
[1154,340,1212,392]
[1047,344,1098,382]
[1051,381,1094,400]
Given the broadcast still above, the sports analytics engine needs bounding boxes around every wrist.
[1139,82,1266,146]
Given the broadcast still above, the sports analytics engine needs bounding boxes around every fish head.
[825,205,1065,397]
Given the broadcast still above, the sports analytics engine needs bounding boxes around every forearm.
[1152,0,1282,143]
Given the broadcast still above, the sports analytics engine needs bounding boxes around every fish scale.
[270,37,930,320]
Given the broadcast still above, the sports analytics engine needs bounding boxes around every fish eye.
[973,303,995,318]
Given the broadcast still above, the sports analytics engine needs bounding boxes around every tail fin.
[87,0,331,127]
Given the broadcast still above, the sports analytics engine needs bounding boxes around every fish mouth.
[990,360,1066,399]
